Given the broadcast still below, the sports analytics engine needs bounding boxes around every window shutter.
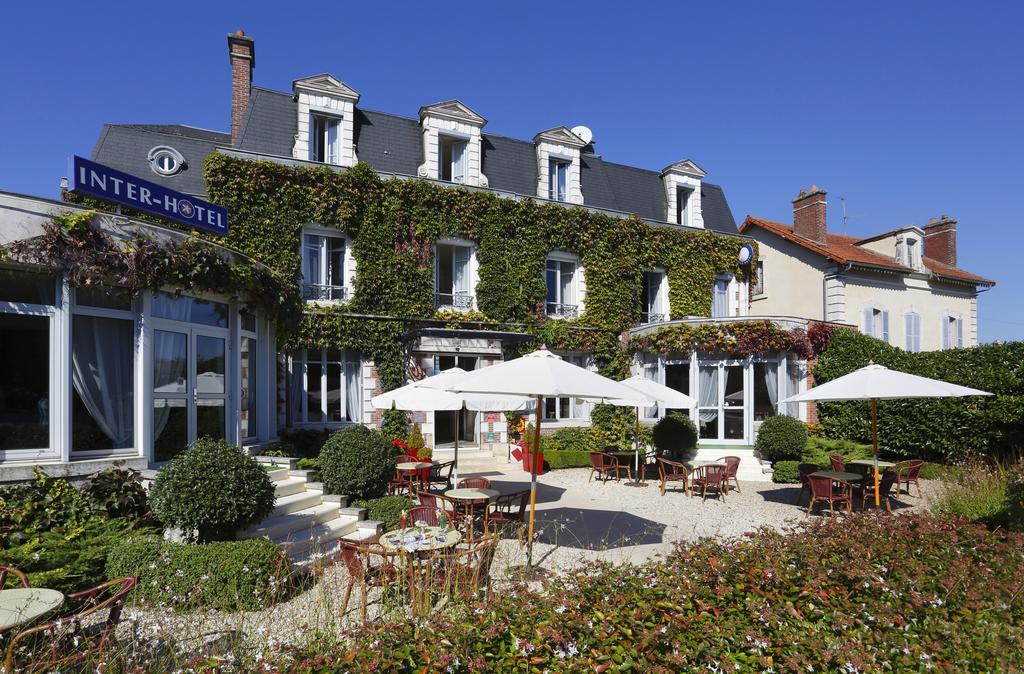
[881,310,890,343]
[905,313,913,351]
[863,308,874,337]
[896,239,906,265]
[956,317,964,348]
[941,316,950,349]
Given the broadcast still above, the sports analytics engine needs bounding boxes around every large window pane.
[196,399,225,441]
[72,315,134,452]
[0,270,55,305]
[0,314,49,450]
[723,410,744,439]
[152,292,228,328]
[154,398,187,461]
[153,330,187,393]
[698,410,718,440]
[76,286,132,311]
[752,362,778,422]
[723,366,744,408]
[326,362,343,422]
[306,361,322,422]
[240,336,257,440]
[195,335,225,394]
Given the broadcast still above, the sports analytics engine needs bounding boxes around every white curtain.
[454,246,470,295]
[345,352,362,423]
[152,329,186,441]
[698,365,718,424]
[72,315,134,448]
[452,142,466,183]
[764,362,778,411]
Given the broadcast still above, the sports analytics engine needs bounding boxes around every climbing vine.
[199,154,756,386]
[629,320,814,359]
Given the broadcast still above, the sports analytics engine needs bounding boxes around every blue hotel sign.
[69,156,228,235]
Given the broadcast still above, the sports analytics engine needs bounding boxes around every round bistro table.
[396,461,433,492]
[445,488,500,541]
[0,588,65,633]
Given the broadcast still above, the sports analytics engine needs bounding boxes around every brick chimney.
[792,185,828,245]
[227,30,255,146]
[924,214,957,266]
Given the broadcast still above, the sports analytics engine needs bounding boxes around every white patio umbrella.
[613,375,697,482]
[778,362,991,505]
[371,368,533,485]
[443,348,655,568]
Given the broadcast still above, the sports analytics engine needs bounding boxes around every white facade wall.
[748,230,829,320]
[293,90,358,167]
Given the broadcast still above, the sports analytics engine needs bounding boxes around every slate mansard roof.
[93,86,738,234]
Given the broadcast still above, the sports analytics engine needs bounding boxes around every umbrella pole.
[872,398,880,507]
[453,408,460,487]
[635,407,641,483]
[526,394,543,570]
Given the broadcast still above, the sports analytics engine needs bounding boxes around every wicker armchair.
[721,456,741,493]
[655,457,689,496]
[795,463,820,505]
[895,459,924,497]
[431,533,499,599]
[806,474,852,516]
[857,470,899,512]
[428,460,455,492]
[485,490,530,539]
[336,540,400,623]
[691,464,728,501]
[4,576,136,673]
[588,452,629,483]
[829,455,846,471]
[0,566,30,589]
[457,476,491,489]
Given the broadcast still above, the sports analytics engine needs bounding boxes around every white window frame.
[301,227,349,302]
[711,274,731,318]
[434,240,475,310]
[544,354,591,422]
[904,311,921,353]
[310,112,342,165]
[545,253,580,319]
[676,187,692,227]
[641,269,669,324]
[292,348,361,425]
[239,311,259,442]
[863,305,890,343]
[439,134,469,184]
[548,158,569,202]
[752,259,766,297]
[941,314,964,349]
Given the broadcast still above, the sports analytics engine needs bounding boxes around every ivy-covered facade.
[0,32,823,476]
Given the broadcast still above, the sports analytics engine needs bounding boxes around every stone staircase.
[241,457,384,563]
[691,447,773,482]
[431,445,515,475]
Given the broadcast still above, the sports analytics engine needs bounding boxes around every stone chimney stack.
[227,30,255,146]
[792,185,828,245]
[924,214,957,266]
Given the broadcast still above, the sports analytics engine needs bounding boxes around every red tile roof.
[740,216,994,286]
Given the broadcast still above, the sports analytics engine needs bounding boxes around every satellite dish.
[571,125,593,145]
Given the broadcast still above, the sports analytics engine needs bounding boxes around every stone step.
[266,467,290,482]
[274,476,308,498]
[277,515,360,562]
[241,502,342,541]
[272,489,323,516]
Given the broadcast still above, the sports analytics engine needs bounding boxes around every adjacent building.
[741,187,993,352]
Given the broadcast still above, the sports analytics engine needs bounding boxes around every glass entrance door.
[697,362,747,442]
[433,355,478,447]
[153,328,228,461]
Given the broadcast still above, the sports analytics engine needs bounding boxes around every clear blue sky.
[2,2,1021,341]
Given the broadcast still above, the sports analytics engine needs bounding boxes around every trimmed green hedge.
[546,451,593,470]
[106,536,291,611]
[352,495,414,531]
[814,329,1024,461]
[754,415,807,462]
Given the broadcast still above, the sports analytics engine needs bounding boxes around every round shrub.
[652,413,698,459]
[320,425,395,499]
[149,438,276,543]
[755,414,808,462]
[352,495,414,531]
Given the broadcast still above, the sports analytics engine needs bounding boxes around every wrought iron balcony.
[435,291,473,310]
[302,283,348,301]
[639,312,666,325]
[546,302,579,319]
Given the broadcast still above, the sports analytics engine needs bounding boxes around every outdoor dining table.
[812,470,863,484]
[445,487,500,541]
[379,526,462,615]
[0,588,64,633]
[396,461,432,491]
[847,459,897,469]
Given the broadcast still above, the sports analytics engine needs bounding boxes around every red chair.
[655,457,689,496]
[691,464,728,501]
[859,470,899,512]
[428,460,455,492]
[336,540,400,623]
[806,474,852,516]
[5,576,136,672]
[0,566,30,589]
[721,456,741,493]
[457,476,491,489]
[829,455,846,471]
[407,505,442,527]
[588,452,629,483]
[432,533,499,599]
[896,459,924,497]
[485,490,530,538]
[795,463,820,505]
[417,490,439,509]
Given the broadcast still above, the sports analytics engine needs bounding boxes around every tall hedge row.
[813,328,1024,461]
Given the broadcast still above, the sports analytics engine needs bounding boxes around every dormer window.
[897,235,923,270]
[302,230,348,301]
[546,253,581,318]
[662,160,706,228]
[311,113,342,165]
[549,159,569,202]
[439,136,468,183]
[435,241,474,310]
[641,270,669,324]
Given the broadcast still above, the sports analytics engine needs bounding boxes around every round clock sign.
[738,243,754,266]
